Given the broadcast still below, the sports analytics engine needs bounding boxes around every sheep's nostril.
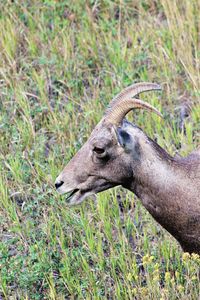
[55,180,64,189]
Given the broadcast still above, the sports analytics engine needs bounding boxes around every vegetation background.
[0,0,199,299]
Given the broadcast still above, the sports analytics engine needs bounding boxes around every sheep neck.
[127,145,200,253]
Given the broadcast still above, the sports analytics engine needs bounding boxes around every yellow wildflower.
[154,262,160,269]
[170,277,175,284]
[191,253,200,261]
[191,275,197,281]
[142,254,154,265]
[165,272,170,282]
[182,252,190,261]
[177,285,184,293]
[132,288,137,295]
[149,255,154,263]
[127,273,132,281]
[175,271,179,279]
[140,287,148,297]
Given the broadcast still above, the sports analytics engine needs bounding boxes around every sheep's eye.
[93,147,105,155]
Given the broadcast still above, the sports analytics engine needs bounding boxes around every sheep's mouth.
[65,182,116,206]
[66,189,94,205]
[66,189,79,201]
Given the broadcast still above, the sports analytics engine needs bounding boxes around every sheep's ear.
[116,128,131,148]
[117,127,141,159]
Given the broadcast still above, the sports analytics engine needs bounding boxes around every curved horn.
[105,98,162,125]
[104,82,162,125]
[109,82,162,104]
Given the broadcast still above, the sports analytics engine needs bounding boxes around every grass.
[0,0,199,299]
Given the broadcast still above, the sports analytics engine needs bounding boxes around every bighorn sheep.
[55,83,200,254]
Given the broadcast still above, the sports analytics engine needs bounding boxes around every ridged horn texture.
[104,82,162,125]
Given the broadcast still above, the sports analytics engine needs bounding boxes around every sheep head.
[55,82,162,205]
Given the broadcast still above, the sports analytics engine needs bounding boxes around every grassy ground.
[0,0,200,299]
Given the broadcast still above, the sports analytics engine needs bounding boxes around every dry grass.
[0,0,199,299]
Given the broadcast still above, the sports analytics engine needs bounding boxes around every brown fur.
[55,119,200,253]
[55,87,200,253]
[127,125,200,253]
